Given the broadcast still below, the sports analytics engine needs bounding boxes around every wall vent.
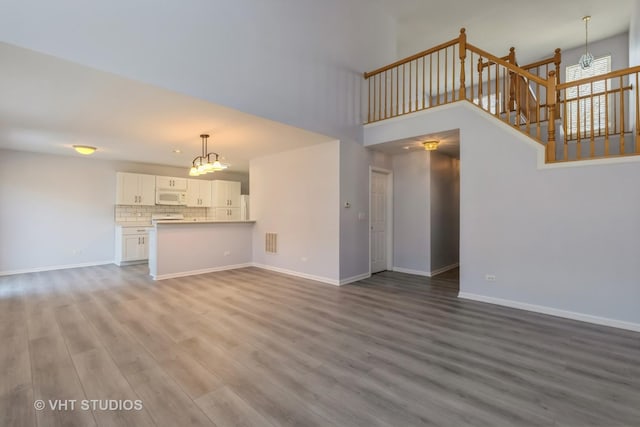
[265,233,278,254]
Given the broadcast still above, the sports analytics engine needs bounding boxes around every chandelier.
[578,16,594,70]
[189,134,228,176]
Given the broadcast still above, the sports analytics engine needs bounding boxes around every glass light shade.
[202,162,215,172]
[423,141,439,151]
[211,160,227,171]
[197,164,207,174]
[73,145,96,155]
[189,167,199,176]
[579,52,594,70]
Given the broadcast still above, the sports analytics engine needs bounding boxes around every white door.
[371,171,388,273]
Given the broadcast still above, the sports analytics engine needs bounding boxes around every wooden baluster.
[563,89,569,161]
[452,45,456,101]
[470,52,474,101]
[604,78,610,156]
[459,28,467,100]
[422,56,426,109]
[415,59,419,111]
[408,60,412,112]
[477,58,483,109]
[384,70,388,119]
[536,83,541,140]
[589,82,595,158]
[430,54,433,108]
[636,73,640,153]
[444,47,448,103]
[620,76,625,154]
[437,51,441,105]
[526,78,531,134]
[367,76,372,123]
[487,60,491,113]
[396,67,399,116]
[546,70,557,162]
[554,48,562,109]
[494,64,499,117]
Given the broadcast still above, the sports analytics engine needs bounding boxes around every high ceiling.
[0,0,634,169]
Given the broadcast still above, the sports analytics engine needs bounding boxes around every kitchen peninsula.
[148,219,255,280]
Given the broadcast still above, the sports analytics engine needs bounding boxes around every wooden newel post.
[553,48,562,107]
[459,28,467,100]
[508,47,516,110]
[546,70,557,162]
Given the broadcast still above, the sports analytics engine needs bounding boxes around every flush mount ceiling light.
[189,134,228,176]
[578,16,594,70]
[72,145,97,155]
[423,140,439,151]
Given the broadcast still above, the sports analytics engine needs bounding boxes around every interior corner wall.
[250,140,340,283]
[429,151,460,273]
[339,139,372,281]
[391,150,431,275]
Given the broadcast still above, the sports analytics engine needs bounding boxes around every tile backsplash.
[115,205,209,223]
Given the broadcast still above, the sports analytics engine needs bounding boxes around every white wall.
[339,139,372,281]
[391,150,431,275]
[558,32,628,82]
[0,0,396,143]
[631,3,640,66]
[365,102,640,330]
[430,151,460,272]
[250,140,340,284]
[0,148,248,274]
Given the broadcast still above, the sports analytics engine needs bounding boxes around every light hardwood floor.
[1,265,639,426]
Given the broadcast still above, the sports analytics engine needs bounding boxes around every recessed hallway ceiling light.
[72,145,97,155]
[403,146,411,150]
[173,149,181,154]
[423,140,439,151]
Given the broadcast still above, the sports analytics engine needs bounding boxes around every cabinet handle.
[142,237,145,244]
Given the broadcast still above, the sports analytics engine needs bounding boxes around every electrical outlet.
[485,274,496,282]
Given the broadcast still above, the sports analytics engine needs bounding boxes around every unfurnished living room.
[1,0,639,426]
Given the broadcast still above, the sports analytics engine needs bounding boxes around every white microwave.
[156,190,187,205]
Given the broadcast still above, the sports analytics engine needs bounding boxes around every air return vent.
[265,233,278,254]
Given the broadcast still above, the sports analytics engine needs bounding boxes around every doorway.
[370,168,392,273]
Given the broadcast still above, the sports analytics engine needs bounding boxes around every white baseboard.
[430,262,459,276]
[340,272,371,285]
[392,267,430,277]
[458,292,640,333]
[0,260,115,277]
[153,263,253,281]
[252,263,340,286]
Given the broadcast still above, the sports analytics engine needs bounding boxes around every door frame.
[369,166,393,274]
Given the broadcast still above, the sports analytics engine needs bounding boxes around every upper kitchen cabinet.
[116,172,156,205]
[211,180,241,208]
[186,179,212,207]
[156,176,187,191]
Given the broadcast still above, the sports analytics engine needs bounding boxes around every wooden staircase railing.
[363,28,640,163]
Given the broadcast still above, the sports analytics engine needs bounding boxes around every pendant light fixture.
[578,16,594,70]
[189,134,228,176]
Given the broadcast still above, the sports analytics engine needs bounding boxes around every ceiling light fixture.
[579,16,594,70]
[423,140,439,151]
[189,134,228,176]
[72,145,97,155]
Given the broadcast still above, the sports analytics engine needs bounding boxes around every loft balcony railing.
[363,28,640,163]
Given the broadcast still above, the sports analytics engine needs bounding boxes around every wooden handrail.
[521,48,561,71]
[557,65,640,89]
[364,37,460,78]
[466,43,547,85]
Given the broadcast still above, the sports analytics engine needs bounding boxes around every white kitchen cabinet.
[116,173,156,205]
[156,176,187,191]
[213,208,241,221]
[115,226,150,265]
[186,179,212,207]
[211,180,241,208]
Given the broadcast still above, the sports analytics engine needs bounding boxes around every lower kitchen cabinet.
[213,208,241,221]
[115,225,150,265]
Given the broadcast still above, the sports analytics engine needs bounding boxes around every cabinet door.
[138,174,156,206]
[138,234,149,259]
[171,177,188,191]
[227,181,241,207]
[116,173,139,205]
[156,176,187,190]
[211,181,227,207]
[123,235,142,261]
[199,181,212,207]
[227,208,241,220]
[186,179,201,207]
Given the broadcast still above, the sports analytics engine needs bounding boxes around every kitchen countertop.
[115,221,153,227]
[153,220,256,225]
